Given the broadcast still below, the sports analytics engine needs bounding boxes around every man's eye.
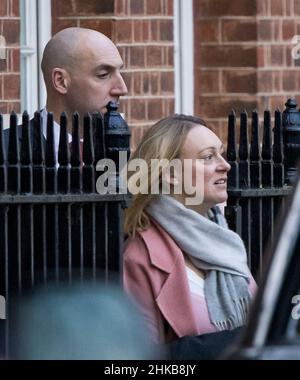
[97,72,109,79]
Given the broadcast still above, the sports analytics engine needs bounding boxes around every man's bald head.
[41,28,117,87]
[42,27,127,124]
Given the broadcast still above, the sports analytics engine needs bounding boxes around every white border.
[174,0,195,115]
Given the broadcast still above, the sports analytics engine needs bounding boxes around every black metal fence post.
[104,101,131,276]
[282,98,300,184]
[226,102,294,280]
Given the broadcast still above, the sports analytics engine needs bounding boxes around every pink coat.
[123,219,257,344]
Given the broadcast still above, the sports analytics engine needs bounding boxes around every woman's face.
[178,125,231,213]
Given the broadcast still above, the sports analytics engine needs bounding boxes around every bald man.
[3,27,128,155]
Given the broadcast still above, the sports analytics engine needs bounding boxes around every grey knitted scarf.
[146,195,252,331]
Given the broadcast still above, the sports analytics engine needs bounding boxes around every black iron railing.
[225,98,300,280]
[0,102,131,357]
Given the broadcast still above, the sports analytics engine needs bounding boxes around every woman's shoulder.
[124,219,182,270]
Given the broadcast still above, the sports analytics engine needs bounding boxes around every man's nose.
[111,74,128,96]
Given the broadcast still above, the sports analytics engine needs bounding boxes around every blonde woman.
[123,115,256,345]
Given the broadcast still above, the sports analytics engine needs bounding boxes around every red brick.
[257,71,273,92]
[132,72,143,94]
[146,46,163,66]
[258,20,273,41]
[194,0,256,17]
[257,0,269,16]
[295,0,300,15]
[161,71,174,93]
[130,46,145,67]
[9,48,19,72]
[282,70,297,90]
[167,0,173,15]
[78,20,113,38]
[7,101,20,113]
[2,20,20,45]
[4,74,20,99]
[286,0,293,16]
[274,20,281,41]
[269,95,287,111]
[149,72,160,95]
[130,0,144,14]
[165,98,174,114]
[142,72,149,94]
[270,45,285,66]
[146,0,162,14]
[52,19,77,35]
[167,46,173,66]
[195,70,220,93]
[197,19,219,43]
[273,71,282,92]
[116,20,133,43]
[222,20,257,42]
[288,45,295,66]
[160,20,173,41]
[131,99,146,120]
[0,0,8,16]
[148,99,163,120]
[197,95,257,119]
[133,20,149,43]
[282,20,295,40]
[11,0,19,16]
[271,0,284,15]
[198,46,257,68]
[257,46,266,67]
[55,0,114,16]
[0,75,3,99]
[223,70,257,93]
[115,0,125,15]
[0,102,7,113]
[150,20,160,41]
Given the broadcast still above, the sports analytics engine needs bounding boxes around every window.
[174,0,194,115]
[20,0,51,116]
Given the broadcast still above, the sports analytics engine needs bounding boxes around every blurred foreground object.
[9,282,159,360]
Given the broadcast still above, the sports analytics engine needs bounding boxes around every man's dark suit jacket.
[2,119,46,155]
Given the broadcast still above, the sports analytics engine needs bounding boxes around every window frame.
[20,0,51,116]
[174,0,195,115]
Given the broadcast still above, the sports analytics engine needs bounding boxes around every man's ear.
[52,68,70,94]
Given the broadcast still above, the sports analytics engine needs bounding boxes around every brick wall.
[194,0,300,141]
[52,0,175,150]
[0,0,20,114]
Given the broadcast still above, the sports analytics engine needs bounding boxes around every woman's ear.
[52,68,70,94]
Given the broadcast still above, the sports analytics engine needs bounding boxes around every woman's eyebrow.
[198,144,224,154]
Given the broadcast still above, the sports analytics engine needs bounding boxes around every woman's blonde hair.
[124,114,207,238]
